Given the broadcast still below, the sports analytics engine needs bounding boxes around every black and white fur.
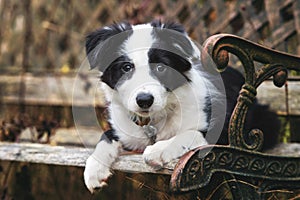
[83,21,215,193]
[83,21,280,193]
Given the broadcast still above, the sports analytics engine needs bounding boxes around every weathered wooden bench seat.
[1,34,300,199]
[1,142,300,174]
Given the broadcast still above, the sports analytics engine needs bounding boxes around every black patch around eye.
[148,48,191,91]
[148,49,191,73]
[101,55,134,89]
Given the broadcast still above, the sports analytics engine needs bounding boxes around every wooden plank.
[268,20,296,48]
[257,80,300,115]
[1,75,300,115]
[241,11,268,40]
[0,142,89,167]
[0,142,175,175]
[0,74,105,107]
[1,141,300,175]
[265,0,281,30]
[265,143,300,156]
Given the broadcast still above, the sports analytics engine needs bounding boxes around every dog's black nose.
[136,93,154,109]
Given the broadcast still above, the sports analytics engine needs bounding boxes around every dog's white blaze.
[123,24,154,54]
[119,26,168,114]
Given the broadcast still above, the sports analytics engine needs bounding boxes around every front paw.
[143,141,185,169]
[84,155,112,193]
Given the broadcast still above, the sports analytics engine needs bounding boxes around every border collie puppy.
[83,20,226,193]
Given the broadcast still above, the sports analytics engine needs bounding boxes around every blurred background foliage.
[1,0,300,74]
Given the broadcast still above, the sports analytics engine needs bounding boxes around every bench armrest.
[202,34,300,151]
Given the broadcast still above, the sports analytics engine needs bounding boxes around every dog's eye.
[122,63,134,73]
[155,64,167,73]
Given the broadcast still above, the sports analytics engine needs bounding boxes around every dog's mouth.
[129,111,152,126]
[138,109,150,115]
[131,108,152,117]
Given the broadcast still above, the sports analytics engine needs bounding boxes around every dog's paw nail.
[91,187,102,194]
[88,180,108,194]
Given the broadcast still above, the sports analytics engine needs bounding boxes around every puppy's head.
[86,20,199,117]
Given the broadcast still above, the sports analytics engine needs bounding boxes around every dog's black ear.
[150,20,194,62]
[150,20,186,34]
[85,22,133,70]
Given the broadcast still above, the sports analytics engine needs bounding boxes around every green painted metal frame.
[170,34,300,196]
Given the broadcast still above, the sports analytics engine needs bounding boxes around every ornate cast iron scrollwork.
[201,34,298,151]
[170,145,300,192]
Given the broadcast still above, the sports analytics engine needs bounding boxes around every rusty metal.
[201,34,296,151]
[171,145,300,191]
[170,34,300,197]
